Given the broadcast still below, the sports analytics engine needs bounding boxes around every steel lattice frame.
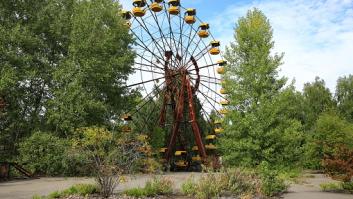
[122,0,226,164]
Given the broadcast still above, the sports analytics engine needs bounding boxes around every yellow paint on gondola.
[214,128,224,134]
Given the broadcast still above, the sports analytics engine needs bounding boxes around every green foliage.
[320,182,353,194]
[34,184,98,199]
[0,0,135,160]
[304,111,353,169]
[302,77,335,130]
[181,170,262,199]
[258,162,288,197]
[322,146,353,182]
[124,177,173,197]
[17,132,68,175]
[320,182,343,192]
[220,8,304,168]
[181,177,197,196]
[72,127,142,197]
[336,75,353,122]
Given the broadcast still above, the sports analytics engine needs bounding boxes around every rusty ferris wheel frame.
[121,0,229,167]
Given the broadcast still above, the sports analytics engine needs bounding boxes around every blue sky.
[121,0,353,92]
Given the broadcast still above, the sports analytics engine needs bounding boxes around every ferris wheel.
[121,0,229,170]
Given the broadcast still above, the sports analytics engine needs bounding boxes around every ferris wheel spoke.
[189,73,222,81]
[146,4,179,67]
[128,81,166,116]
[198,79,221,85]
[162,4,180,61]
[125,76,165,88]
[188,63,219,72]
[199,81,228,100]
[176,13,186,65]
[131,29,165,62]
[131,67,165,75]
[135,54,165,71]
[137,16,168,54]
[189,81,222,116]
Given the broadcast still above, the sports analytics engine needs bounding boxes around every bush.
[72,127,142,198]
[181,169,262,199]
[258,162,288,197]
[305,111,353,169]
[320,182,343,192]
[18,131,69,176]
[181,177,197,196]
[124,177,173,197]
[322,145,353,182]
[33,184,98,199]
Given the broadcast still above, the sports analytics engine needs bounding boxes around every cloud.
[209,0,353,92]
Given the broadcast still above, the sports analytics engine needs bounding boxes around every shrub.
[34,184,98,199]
[258,162,288,197]
[181,177,197,196]
[322,145,353,182]
[124,177,173,197]
[181,169,262,199]
[18,131,69,176]
[72,127,142,198]
[342,182,353,193]
[320,182,353,194]
[225,169,261,197]
[320,182,343,192]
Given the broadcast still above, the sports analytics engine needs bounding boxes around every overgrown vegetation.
[124,177,173,197]
[72,127,142,197]
[32,184,98,199]
[320,182,353,194]
[181,168,287,199]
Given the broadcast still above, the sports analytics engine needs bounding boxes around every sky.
[120,0,353,92]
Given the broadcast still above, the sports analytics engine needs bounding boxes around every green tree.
[336,75,353,122]
[0,0,75,159]
[0,0,135,159]
[302,77,335,130]
[47,0,135,136]
[304,110,353,169]
[220,8,303,167]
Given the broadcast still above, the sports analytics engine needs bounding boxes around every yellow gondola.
[220,88,228,94]
[175,160,188,167]
[220,109,229,115]
[175,150,187,156]
[205,144,217,150]
[206,134,217,140]
[122,10,132,20]
[217,60,227,66]
[132,0,146,17]
[217,67,225,74]
[209,40,220,55]
[168,0,180,15]
[214,120,222,124]
[150,2,163,12]
[214,128,224,134]
[198,23,209,38]
[159,147,167,153]
[220,100,230,106]
[192,155,202,162]
[185,8,196,24]
[121,113,132,121]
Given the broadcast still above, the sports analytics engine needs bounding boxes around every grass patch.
[181,169,263,199]
[320,182,353,194]
[123,177,173,197]
[32,184,98,199]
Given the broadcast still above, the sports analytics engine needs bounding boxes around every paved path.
[1,172,352,199]
[283,173,353,199]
